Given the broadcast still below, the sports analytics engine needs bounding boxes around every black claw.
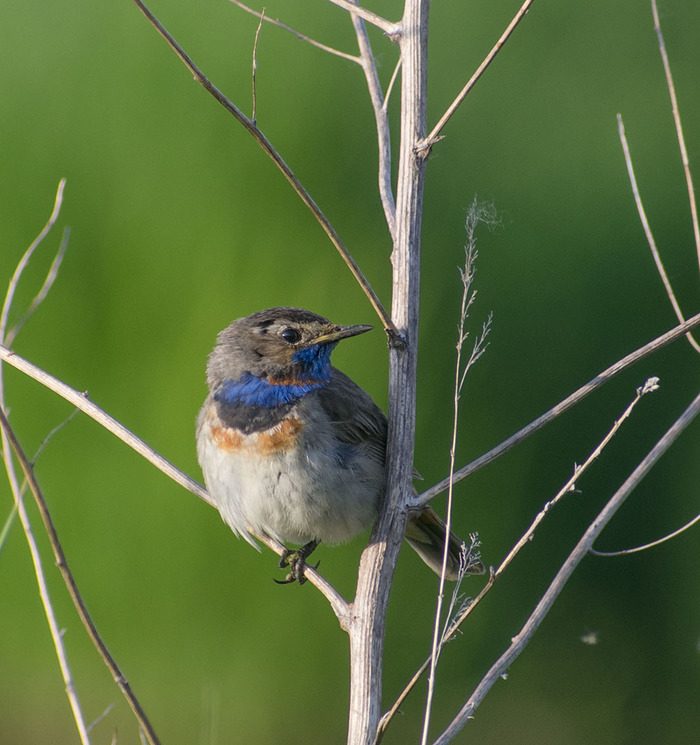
[273,540,320,585]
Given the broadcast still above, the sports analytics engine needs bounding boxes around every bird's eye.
[280,327,301,344]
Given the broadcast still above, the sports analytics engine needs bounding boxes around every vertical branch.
[347,1,430,744]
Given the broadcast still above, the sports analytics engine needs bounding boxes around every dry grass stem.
[0,179,67,346]
[420,200,490,745]
[1,428,92,744]
[0,178,92,743]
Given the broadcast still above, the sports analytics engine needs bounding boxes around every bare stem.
[347,1,429,742]
[433,389,700,744]
[415,311,700,508]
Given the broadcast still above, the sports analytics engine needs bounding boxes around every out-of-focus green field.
[1,1,698,743]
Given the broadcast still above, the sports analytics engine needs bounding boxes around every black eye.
[280,327,301,344]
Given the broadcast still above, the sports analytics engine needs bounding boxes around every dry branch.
[433,389,700,744]
[416,311,700,508]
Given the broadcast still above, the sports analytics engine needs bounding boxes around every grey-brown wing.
[316,368,388,467]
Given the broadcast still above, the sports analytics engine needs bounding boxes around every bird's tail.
[404,507,485,580]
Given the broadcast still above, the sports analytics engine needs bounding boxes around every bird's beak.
[311,323,373,346]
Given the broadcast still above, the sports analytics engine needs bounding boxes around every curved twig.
[618,115,700,352]
[589,511,700,557]
[349,4,397,239]
[1,179,67,346]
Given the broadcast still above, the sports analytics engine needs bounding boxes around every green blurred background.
[1,0,698,743]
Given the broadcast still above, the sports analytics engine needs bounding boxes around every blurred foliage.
[1,0,699,743]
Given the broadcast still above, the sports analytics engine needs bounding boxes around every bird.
[196,307,484,584]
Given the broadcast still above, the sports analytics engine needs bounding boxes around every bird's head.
[206,307,372,389]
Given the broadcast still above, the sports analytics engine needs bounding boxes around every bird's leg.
[274,539,320,585]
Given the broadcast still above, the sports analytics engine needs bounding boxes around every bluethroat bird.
[196,307,484,584]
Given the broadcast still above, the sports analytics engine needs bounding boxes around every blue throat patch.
[216,343,334,409]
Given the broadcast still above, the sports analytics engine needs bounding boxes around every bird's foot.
[274,539,320,585]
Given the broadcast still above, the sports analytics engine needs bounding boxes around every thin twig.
[0,407,161,745]
[251,7,265,124]
[651,0,700,275]
[229,0,360,64]
[433,390,700,744]
[417,0,535,156]
[589,511,700,557]
[0,179,67,345]
[31,407,81,464]
[0,408,79,556]
[380,378,658,741]
[325,0,399,37]
[382,58,402,113]
[6,228,70,348]
[618,114,700,352]
[132,0,397,337]
[491,378,659,579]
[415,311,700,508]
[0,178,91,742]
[0,343,211,503]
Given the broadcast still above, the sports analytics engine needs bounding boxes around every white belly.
[196,403,382,547]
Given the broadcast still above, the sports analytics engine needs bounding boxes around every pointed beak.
[310,323,373,346]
